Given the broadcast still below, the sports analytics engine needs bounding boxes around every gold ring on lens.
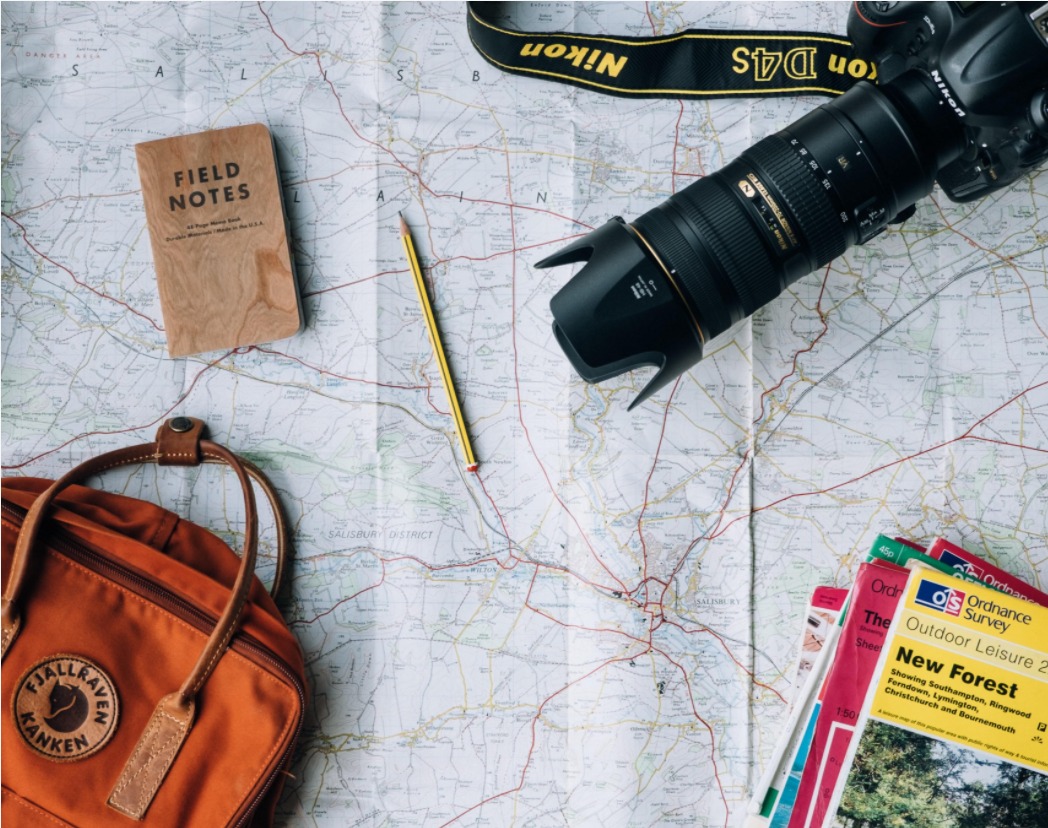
[628,224,706,345]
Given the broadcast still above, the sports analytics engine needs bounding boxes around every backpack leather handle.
[154,415,291,597]
[3,419,269,659]
[0,418,281,819]
[1,417,290,655]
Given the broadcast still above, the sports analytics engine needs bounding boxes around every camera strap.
[467,2,875,100]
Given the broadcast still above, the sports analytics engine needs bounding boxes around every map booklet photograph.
[826,568,1048,827]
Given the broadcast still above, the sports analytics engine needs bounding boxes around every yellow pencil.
[399,213,479,473]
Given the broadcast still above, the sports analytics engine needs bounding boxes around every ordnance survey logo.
[13,654,119,761]
[914,579,966,617]
[938,548,979,577]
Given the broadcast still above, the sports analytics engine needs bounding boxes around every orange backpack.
[2,418,306,826]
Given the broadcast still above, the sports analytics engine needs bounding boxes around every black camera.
[540,2,1048,409]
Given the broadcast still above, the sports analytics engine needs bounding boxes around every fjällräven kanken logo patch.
[13,654,119,761]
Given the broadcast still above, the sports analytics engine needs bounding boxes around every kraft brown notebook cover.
[136,123,303,357]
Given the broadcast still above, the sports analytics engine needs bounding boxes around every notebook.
[136,123,303,357]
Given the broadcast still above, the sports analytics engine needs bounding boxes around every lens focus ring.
[632,204,736,338]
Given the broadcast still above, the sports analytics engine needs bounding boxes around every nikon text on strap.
[467,2,874,100]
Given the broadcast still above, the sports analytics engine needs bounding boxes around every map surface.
[3,3,1046,826]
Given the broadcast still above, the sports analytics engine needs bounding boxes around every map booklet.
[790,587,849,705]
[824,566,1048,828]
[755,534,1006,827]
[746,594,846,827]
[136,123,303,357]
[783,559,910,828]
[745,587,849,826]
[786,550,1048,828]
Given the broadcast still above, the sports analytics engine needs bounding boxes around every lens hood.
[540,218,704,409]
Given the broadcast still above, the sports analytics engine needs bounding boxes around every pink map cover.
[785,560,908,828]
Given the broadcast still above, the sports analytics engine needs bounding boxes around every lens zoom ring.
[670,178,783,317]
[745,135,847,267]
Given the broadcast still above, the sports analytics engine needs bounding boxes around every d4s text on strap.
[466,1,875,101]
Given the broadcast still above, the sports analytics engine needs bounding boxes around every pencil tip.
[398,212,408,233]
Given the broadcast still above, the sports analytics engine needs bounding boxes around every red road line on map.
[257,3,592,231]
[694,143,707,178]
[707,379,1048,543]
[966,435,1048,453]
[431,235,589,268]
[651,646,730,826]
[524,599,653,647]
[438,649,651,828]
[475,472,518,558]
[301,269,401,298]
[671,100,686,191]
[646,2,658,34]
[5,190,141,218]
[930,195,1018,268]
[292,557,388,626]
[636,378,681,585]
[523,566,651,645]
[420,375,446,417]
[661,617,787,702]
[291,546,517,627]
[317,537,648,601]
[755,265,832,424]
[300,231,586,300]
[0,351,235,470]
[2,213,162,331]
[646,681,713,806]
[251,345,426,391]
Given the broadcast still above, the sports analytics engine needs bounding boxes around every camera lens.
[541,74,965,408]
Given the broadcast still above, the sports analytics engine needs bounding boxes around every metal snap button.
[169,417,193,433]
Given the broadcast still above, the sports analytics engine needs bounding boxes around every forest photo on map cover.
[831,721,1048,828]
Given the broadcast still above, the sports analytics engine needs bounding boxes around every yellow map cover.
[826,565,1047,827]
